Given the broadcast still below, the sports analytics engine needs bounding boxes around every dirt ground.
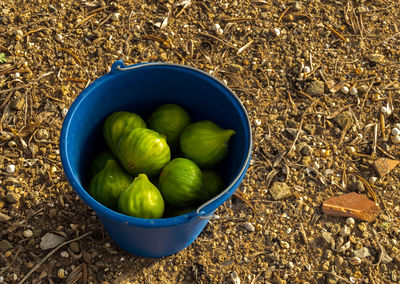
[1,0,400,283]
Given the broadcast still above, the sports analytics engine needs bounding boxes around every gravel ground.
[1,0,400,283]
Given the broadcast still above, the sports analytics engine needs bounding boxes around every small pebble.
[111,12,120,21]
[391,135,400,144]
[303,66,311,73]
[255,119,262,126]
[6,164,16,173]
[273,27,281,36]
[369,176,378,184]
[381,106,388,114]
[346,218,355,226]
[23,229,33,238]
[392,127,400,136]
[244,222,255,232]
[349,87,358,96]
[61,108,68,117]
[60,250,69,258]
[395,123,400,130]
[340,225,351,237]
[341,86,349,94]
[280,240,290,249]
[57,268,65,279]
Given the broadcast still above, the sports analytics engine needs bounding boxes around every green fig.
[89,159,133,210]
[89,151,115,178]
[118,128,171,176]
[159,158,207,207]
[148,104,191,149]
[180,120,236,168]
[118,174,164,219]
[202,170,224,199]
[103,111,146,157]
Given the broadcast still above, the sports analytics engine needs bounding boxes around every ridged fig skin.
[89,159,133,210]
[103,111,146,157]
[202,170,224,199]
[118,128,171,176]
[180,120,236,168]
[118,174,165,219]
[148,104,191,149]
[89,151,115,178]
[159,158,207,207]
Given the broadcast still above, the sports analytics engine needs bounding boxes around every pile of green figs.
[88,104,236,219]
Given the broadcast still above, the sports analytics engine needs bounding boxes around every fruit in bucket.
[118,174,165,219]
[148,104,191,150]
[159,158,207,207]
[180,120,236,168]
[202,170,224,199]
[89,159,133,210]
[118,128,171,176]
[89,151,115,178]
[103,111,146,157]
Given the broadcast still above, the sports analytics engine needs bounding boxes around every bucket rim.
[60,61,252,228]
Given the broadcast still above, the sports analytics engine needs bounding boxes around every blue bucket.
[60,61,252,257]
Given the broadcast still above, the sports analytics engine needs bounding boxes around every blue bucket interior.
[60,62,252,228]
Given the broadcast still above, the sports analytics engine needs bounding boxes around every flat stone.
[269,182,292,200]
[373,158,400,177]
[0,212,11,222]
[306,80,325,96]
[321,231,333,244]
[69,242,80,254]
[227,63,243,73]
[40,232,66,250]
[322,192,380,222]
[0,240,13,253]
[367,53,385,63]
[354,247,371,259]
[334,111,353,129]
[6,193,19,203]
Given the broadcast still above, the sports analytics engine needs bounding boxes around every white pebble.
[341,86,350,94]
[60,251,69,258]
[244,222,255,232]
[13,72,20,79]
[390,136,400,144]
[288,261,295,269]
[215,28,224,36]
[111,12,120,21]
[303,66,311,73]
[392,127,400,136]
[369,176,378,184]
[23,229,33,238]
[255,119,262,126]
[381,106,388,114]
[55,34,63,43]
[280,240,290,249]
[6,164,16,173]
[213,23,221,30]
[348,146,356,153]
[61,108,68,117]
[273,27,281,36]
[391,135,400,144]
[312,161,320,170]
[346,218,355,226]
[395,123,400,130]
[349,87,358,96]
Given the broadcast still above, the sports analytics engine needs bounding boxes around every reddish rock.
[373,158,400,177]
[322,192,380,222]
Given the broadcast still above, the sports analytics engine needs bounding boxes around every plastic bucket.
[60,61,252,257]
